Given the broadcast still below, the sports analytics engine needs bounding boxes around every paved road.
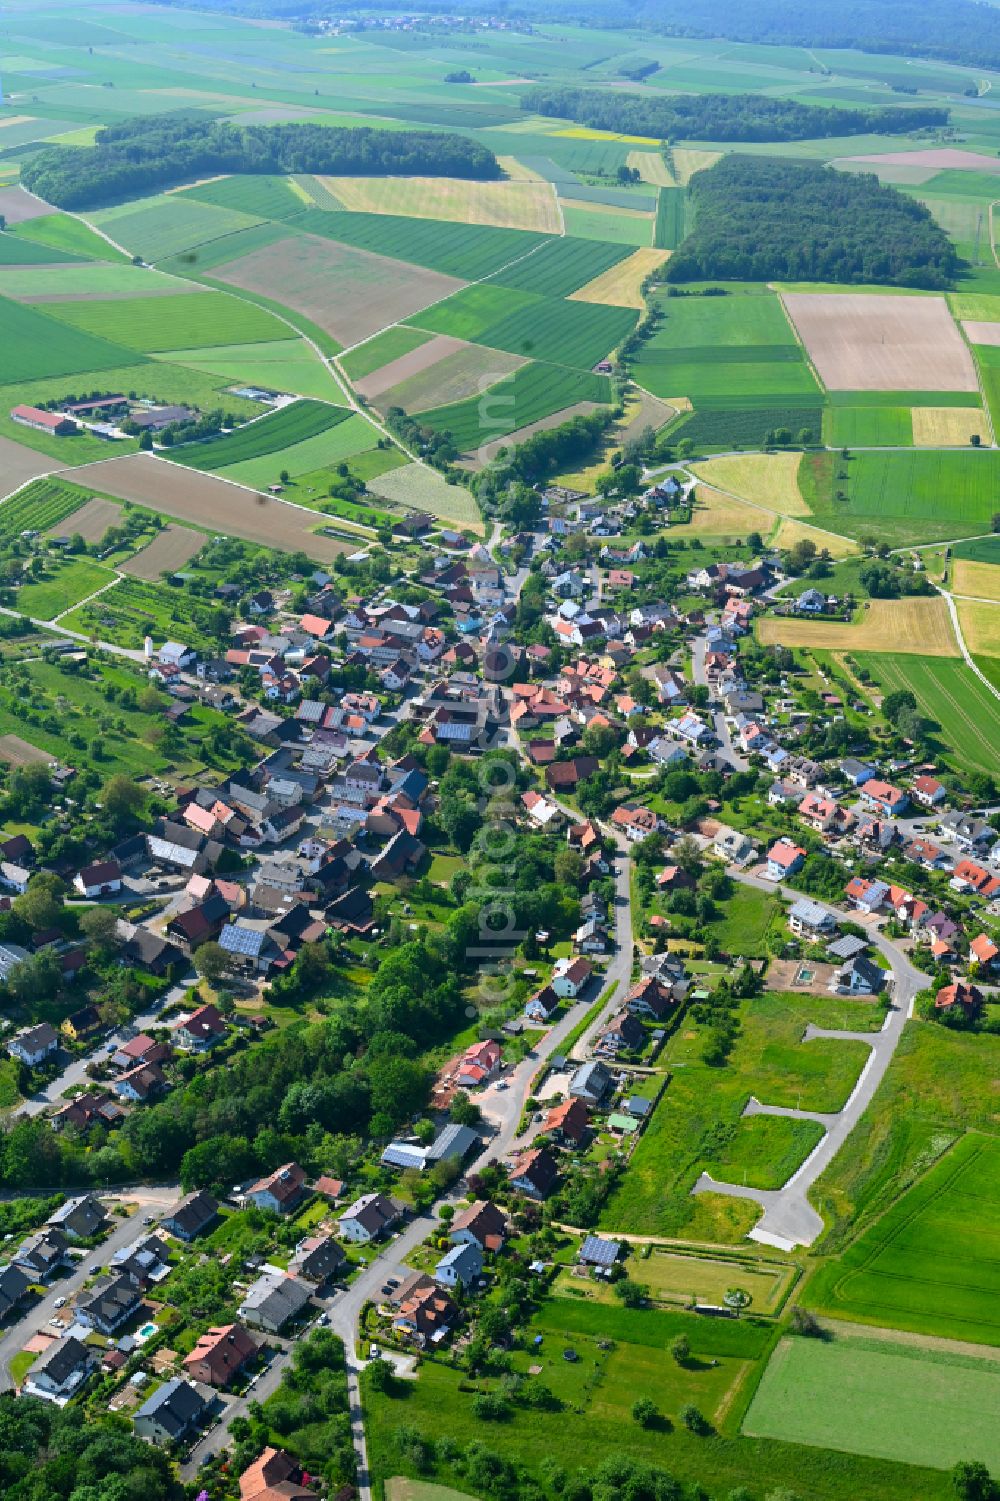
[0,1184,181,1392]
[15,975,197,1119]
[180,1331,299,1479]
[690,631,749,771]
[692,870,926,1250]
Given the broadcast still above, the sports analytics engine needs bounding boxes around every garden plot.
[757,598,959,657]
[121,524,205,579]
[212,231,465,348]
[318,174,560,233]
[781,293,977,392]
[58,455,352,563]
[48,496,122,542]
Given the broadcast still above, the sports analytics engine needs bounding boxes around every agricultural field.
[561,202,655,246]
[15,213,131,263]
[856,652,1000,777]
[86,194,266,263]
[951,558,1000,600]
[0,295,141,383]
[781,293,977,392]
[340,326,436,383]
[154,337,343,402]
[0,232,87,267]
[745,1327,1000,1472]
[171,400,350,472]
[654,186,687,249]
[690,454,810,516]
[319,174,561,233]
[296,209,549,280]
[366,463,482,532]
[50,496,122,542]
[955,599,1000,656]
[121,524,205,580]
[0,186,54,225]
[0,435,56,494]
[371,342,527,414]
[178,173,306,222]
[218,412,381,489]
[0,477,106,538]
[911,405,990,445]
[44,290,290,353]
[488,236,633,298]
[843,449,1000,530]
[824,405,913,446]
[415,292,636,372]
[212,231,464,349]
[757,598,959,657]
[419,362,610,454]
[667,405,824,451]
[0,263,191,301]
[569,246,668,309]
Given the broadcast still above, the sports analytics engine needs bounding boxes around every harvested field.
[0,188,51,225]
[843,148,1000,172]
[0,733,51,766]
[50,496,122,542]
[354,334,468,400]
[668,485,769,539]
[0,435,57,495]
[627,151,675,187]
[366,463,482,532]
[212,232,465,349]
[471,401,602,467]
[121,524,205,579]
[771,517,859,559]
[317,175,560,233]
[671,149,722,184]
[618,390,677,444]
[783,293,977,392]
[758,597,959,657]
[377,342,528,413]
[911,406,987,445]
[962,320,1000,346]
[569,247,669,309]
[57,455,352,563]
[951,559,1000,601]
[956,598,1000,655]
[691,454,809,517]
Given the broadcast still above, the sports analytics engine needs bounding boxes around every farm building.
[10,405,78,436]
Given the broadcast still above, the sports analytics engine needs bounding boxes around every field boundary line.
[680,465,860,552]
[935,584,1000,707]
[50,572,123,625]
[772,287,826,398]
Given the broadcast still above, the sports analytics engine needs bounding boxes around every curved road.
[693,870,926,1250]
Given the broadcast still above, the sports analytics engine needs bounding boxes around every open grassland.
[569,246,668,310]
[87,194,265,263]
[212,231,464,349]
[0,295,140,383]
[857,652,1000,777]
[599,989,873,1243]
[44,289,289,353]
[58,455,352,563]
[172,399,348,471]
[845,449,1000,530]
[121,524,205,580]
[757,598,958,657]
[560,203,655,246]
[419,362,610,453]
[374,342,527,413]
[219,412,379,488]
[179,173,305,222]
[318,174,560,233]
[0,232,85,267]
[691,454,809,516]
[155,337,342,401]
[16,213,130,263]
[15,558,111,619]
[340,326,435,382]
[956,598,1000,656]
[366,463,481,532]
[295,208,549,280]
[489,235,632,298]
[952,558,1000,600]
[745,1329,1000,1472]
[771,518,860,559]
[912,405,988,445]
[781,293,977,392]
[824,405,913,446]
[809,1134,1000,1347]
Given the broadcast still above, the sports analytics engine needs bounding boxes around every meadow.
[808,1134,1000,1344]
[88,194,266,263]
[44,289,290,353]
[0,233,83,267]
[15,558,112,620]
[0,262,191,300]
[413,291,636,372]
[561,202,655,246]
[745,1330,1000,1471]
[855,652,1000,777]
[156,338,344,402]
[179,173,306,222]
[18,212,131,263]
[219,412,381,488]
[418,362,610,452]
[172,400,350,472]
[0,295,140,382]
[824,405,913,446]
[654,185,687,249]
[570,246,668,309]
[487,235,632,298]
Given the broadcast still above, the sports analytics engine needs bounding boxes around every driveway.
[692,870,926,1250]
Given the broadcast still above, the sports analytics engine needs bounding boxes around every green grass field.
[952,535,1000,564]
[654,186,687,250]
[172,399,349,471]
[667,404,823,449]
[88,194,266,263]
[0,295,141,383]
[219,411,379,487]
[0,262,191,299]
[44,290,290,353]
[405,284,532,342]
[341,326,436,381]
[154,337,342,400]
[809,1133,1000,1344]
[846,449,1000,527]
[486,235,632,298]
[561,204,654,246]
[745,1330,1000,1472]
[17,212,131,263]
[0,232,86,267]
[411,288,636,372]
[180,173,305,222]
[824,406,914,446]
[15,558,112,619]
[419,361,610,451]
[295,208,549,279]
[857,651,1000,776]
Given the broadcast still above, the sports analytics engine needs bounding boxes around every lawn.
[419,361,610,451]
[745,1330,1000,1471]
[0,295,140,383]
[297,208,550,279]
[598,990,873,1240]
[710,883,782,957]
[856,652,1000,778]
[808,1133,1000,1344]
[15,558,111,620]
[637,1249,796,1314]
[172,400,350,471]
[45,290,290,353]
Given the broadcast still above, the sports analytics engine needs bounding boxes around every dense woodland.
[520,88,948,143]
[20,115,500,210]
[667,155,959,288]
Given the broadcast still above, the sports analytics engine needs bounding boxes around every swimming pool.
[795,966,815,984]
[136,1322,157,1341]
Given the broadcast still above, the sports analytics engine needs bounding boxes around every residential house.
[246,1162,307,1216]
[48,1194,108,1241]
[172,1003,227,1052]
[859,779,909,818]
[912,774,947,808]
[112,1061,168,1104]
[544,1095,590,1147]
[110,1234,172,1288]
[788,898,836,940]
[551,957,595,999]
[449,1200,506,1253]
[134,1376,211,1446]
[595,1009,645,1057]
[12,1228,71,1283]
[936,981,983,1015]
[569,1060,613,1104]
[239,1447,318,1501]
[161,1190,219,1242]
[508,1146,559,1199]
[24,1335,97,1405]
[844,876,890,914]
[434,1241,482,1289]
[456,1040,501,1088]
[8,1022,58,1067]
[624,976,675,1021]
[339,1192,402,1244]
[971,932,1000,972]
[392,1275,457,1345]
[289,1233,345,1285]
[765,839,807,881]
[75,1272,142,1336]
[239,1273,312,1333]
[183,1324,257,1389]
[524,985,560,1023]
[940,812,994,852]
[0,1263,30,1322]
[831,955,885,995]
[714,826,754,865]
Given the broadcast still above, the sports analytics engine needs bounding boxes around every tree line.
[666,155,958,289]
[520,86,947,143]
[21,115,501,210]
